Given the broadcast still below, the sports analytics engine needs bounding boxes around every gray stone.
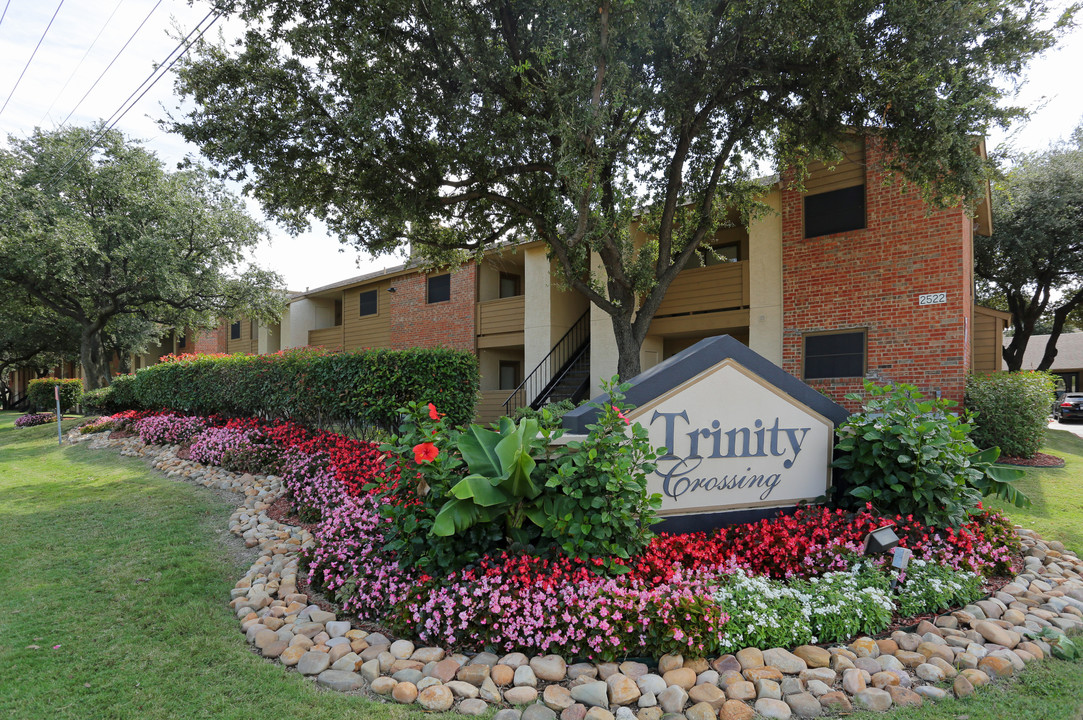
[417,677,442,691]
[522,705,559,720]
[913,686,948,700]
[360,658,381,682]
[297,651,332,676]
[636,674,666,697]
[330,652,361,672]
[505,687,540,705]
[854,688,892,712]
[657,686,688,714]
[447,680,480,698]
[315,670,364,692]
[755,698,793,719]
[393,669,424,684]
[785,692,821,718]
[763,648,807,675]
[531,655,568,682]
[472,652,501,666]
[325,621,351,638]
[309,609,336,624]
[516,665,539,687]
[495,710,523,720]
[459,699,489,716]
[570,681,610,709]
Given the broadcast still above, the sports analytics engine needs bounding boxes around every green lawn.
[1,412,1080,720]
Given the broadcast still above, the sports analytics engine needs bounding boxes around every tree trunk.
[80,328,111,390]
[611,314,643,382]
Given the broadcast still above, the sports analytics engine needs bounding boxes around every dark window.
[804,185,866,238]
[804,330,866,379]
[499,361,521,391]
[695,242,740,266]
[177,334,186,349]
[333,299,343,326]
[359,289,378,316]
[230,321,241,340]
[499,273,522,298]
[428,274,451,303]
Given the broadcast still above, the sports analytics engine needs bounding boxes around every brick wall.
[190,324,229,355]
[781,137,973,411]
[389,265,477,352]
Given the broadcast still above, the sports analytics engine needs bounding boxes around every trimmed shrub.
[132,347,479,431]
[966,371,1056,458]
[27,378,83,412]
[83,374,138,413]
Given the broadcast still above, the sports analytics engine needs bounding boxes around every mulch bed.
[997,452,1065,468]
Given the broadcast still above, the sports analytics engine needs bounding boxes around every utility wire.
[39,0,127,126]
[0,0,66,118]
[45,9,220,189]
[59,0,163,128]
[0,0,12,33]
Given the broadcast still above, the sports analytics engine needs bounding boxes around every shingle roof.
[1006,333,1083,371]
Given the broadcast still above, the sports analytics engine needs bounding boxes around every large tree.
[0,290,78,408]
[168,0,1067,379]
[977,124,1083,371]
[0,125,284,389]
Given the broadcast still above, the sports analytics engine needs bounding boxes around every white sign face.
[626,360,834,517]
[918,292,947,306]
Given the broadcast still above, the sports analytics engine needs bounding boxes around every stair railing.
[502,310,590,414]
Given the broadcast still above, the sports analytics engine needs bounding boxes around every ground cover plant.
[14,412,57,428]
[78,386,1026,661]
[6,413,1083,720]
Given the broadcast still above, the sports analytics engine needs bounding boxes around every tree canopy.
[977,123,1083,371]
[168,0,1069,378]
[0,125,285,389]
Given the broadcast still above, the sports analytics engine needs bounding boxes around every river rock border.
[75,429,1083,720]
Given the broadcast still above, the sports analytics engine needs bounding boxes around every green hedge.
[27,378,83,413]
[966,371,1056,458]
[131,347,479,430]
[83,374,139,413]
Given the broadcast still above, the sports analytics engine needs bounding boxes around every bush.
[132,347,479,431]
[966,371,1056,458]
[833,381,1029,528]
[15,412,57,428]
[82,374,140,413]
[27,378,83,412]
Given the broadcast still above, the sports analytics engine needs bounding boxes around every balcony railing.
[654,261,748,317]
[476,295,525,337]
[308,326,343,350]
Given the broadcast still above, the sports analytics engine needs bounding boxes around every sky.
[2,0,1082,292]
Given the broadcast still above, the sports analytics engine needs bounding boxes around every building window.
[428,274,451,304]
[803,330,866,380]
[359,289,378,316]
[333,299,343,326]
[230,321,241,340]
[499,360,521,391]
[804,185,866,238]
[695,242,740,266]
[499,273,522,298]
[177,334,186,349]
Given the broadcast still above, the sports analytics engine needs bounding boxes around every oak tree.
[0,125,284,389]
[168,0,1067,378]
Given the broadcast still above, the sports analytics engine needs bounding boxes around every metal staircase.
[502,311,591,414]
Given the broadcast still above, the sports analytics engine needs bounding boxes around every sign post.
[54,385,62,446]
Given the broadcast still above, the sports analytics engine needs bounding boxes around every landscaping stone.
[792,646,831,669]
[784,692,821,717]
[685,702,716,720]
[562,704,587,720]
[447,681,479,698]
[636,674,666,697]
[584,709,615,720]
[531,655,568,682]
[459,699,489,716]
[657,686,688,714]
[371,677,397,695]
[854,688,892,711]
[515,665,539,687]
[392,682,418,704]
[735,648,763,670]
[496,711,523,720]
[297,651,332,676]
[687,683,725,710]
[763,648,807,674]
[953,676,974,699]
[570,681,610,709]
[506,687,541,705]
[755,697,793,719]
[607,674,641,705]
[725,680,756,701]
[886,686,923,708]
[818,692,852,712]
[544,685,574,710]
[719,699,756,720]
[522,704,558,720]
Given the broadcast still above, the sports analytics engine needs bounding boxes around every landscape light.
[861,525,900,555]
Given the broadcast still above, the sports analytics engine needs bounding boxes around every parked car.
[1054,392,1083,422]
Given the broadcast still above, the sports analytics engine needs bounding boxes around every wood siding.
[476,390,512,423]
[308,326,344,351]
[803,140,865,194]
[227,320,258,354]
[476,295,525,341]
[343,282,392,350]
[972,305,1009,374]
[655,262,748,318]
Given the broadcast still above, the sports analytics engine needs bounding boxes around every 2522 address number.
[918,292,947,306]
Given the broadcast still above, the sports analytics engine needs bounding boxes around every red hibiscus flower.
[428,403,443,421]
[413,441,439,463]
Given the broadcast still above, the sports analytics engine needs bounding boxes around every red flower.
[413,442,439,464]
[428,403,443,421]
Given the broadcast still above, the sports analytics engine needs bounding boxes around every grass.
[0,412,1081,720]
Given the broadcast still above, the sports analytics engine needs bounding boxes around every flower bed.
[15,412,57,428]
[83,408,1019,661]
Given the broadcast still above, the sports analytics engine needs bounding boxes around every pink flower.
[613,406,630,425]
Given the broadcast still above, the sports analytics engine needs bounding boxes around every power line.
[39,0,128,127]
[59,0,163,128]
[0,0,12,33]
[0,0,66,118]
[45,9,220,188]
